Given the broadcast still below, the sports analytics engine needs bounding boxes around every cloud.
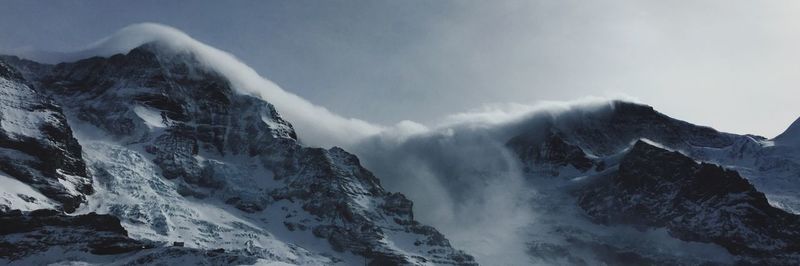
[350,96,644,264]
[436,95,641,129]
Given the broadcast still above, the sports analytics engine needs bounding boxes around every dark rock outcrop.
[508,131,597,176]
[577,140,800,263]
[0,209,151,259]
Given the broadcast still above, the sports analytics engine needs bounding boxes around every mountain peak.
[774,116,800,146]
[64,23,208,62]
[510,99,734,156]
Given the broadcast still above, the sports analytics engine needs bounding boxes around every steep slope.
[507,101,740,158]
[577,141,800,264]
[0,208,272,266]
[775,116,800,147]
[0,209,148,260]
[0,60,91,213]
[1,42,474,265]
[505,101,800,213]
[498,101,800,264]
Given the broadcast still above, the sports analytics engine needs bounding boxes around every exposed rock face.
[557,102,736,155]
[273,147,472,264]
[505,101,742,178]
[0,44,474,265]
[508,101,736,153]
[577,141,800,263]
[0,208,264,265]
[0,60,91,213]
[499,102,800,264]
[0,208,148,259]
[508,131,597,176]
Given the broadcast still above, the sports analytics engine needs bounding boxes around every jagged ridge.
[577,141,800,262]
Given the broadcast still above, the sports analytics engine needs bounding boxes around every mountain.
[499,101,800,264]
[3,26,800,266]
[579,140,800,263]
[0,42,474,265]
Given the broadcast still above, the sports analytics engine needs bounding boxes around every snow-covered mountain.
[2,24,800,266]
[0,41,474,265]
[502,101,800,264]
[512,102,800,264]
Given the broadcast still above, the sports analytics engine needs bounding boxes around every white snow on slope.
[0,78,59,140]
[0,172,56,211]
[74,140,342,265]
[133,105,166,129]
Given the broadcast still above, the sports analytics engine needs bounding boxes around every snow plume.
[16,23,383,147]
[355,127,535,264]
[438,95,639,129]
[351,96,638,264]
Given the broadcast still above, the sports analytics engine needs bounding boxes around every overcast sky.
[1,0,798,137]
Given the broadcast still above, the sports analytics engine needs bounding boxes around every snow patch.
[133,105,165,129]
[0,172,56,211]
[0,78,58,140]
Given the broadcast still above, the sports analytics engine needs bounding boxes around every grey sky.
[1,0,798,137]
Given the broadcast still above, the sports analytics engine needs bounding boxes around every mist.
[355,125,535,264]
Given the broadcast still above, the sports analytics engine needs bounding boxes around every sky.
[1,0,799,137]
